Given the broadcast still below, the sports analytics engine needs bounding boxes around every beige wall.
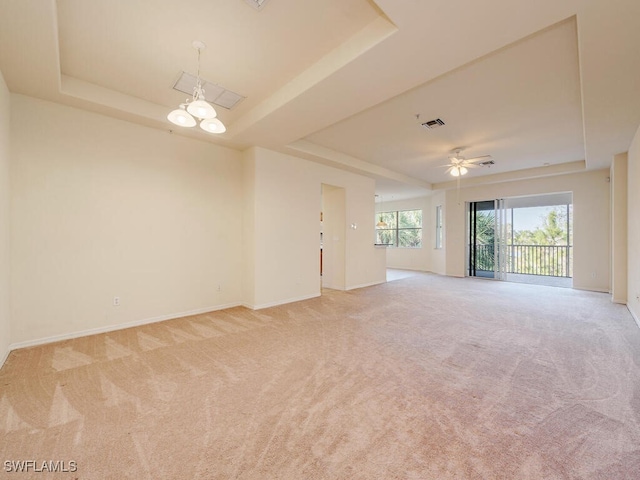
[611,153,628,304]
[10,95,244,346]
[344,176,386,290]
[245,147,384,309]
[322,185,346,290]
[7,97,386,346]
[430,191,447,275]
[376,196,432,272]
[628,125,640,323]
[0,71,10,365]
[242,150,256,307]
[443,170,611,291]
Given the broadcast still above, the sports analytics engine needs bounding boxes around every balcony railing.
[473,244,573,278]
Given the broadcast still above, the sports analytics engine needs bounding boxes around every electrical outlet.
[113,297,120,306]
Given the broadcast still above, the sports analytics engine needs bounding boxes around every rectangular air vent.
[479,160,495,166]
[244,0,270,10]
[421,118,445,129]
[173,72,245,110]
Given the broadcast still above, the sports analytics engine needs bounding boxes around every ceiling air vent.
[244,0,270,10]
[421,118,445,129]
[173,72,245,110]
[479,160,495,166]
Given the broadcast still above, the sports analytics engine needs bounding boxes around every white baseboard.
[346,280,385,291]
[628,305,640,329]
[571,286,610,294]
[8,302,242,352]
[247,293,321,310]
[0,345,10,370]
[387,267,429,272]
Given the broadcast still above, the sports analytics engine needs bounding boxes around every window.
[435,205,443,249]
[375,209,422,247]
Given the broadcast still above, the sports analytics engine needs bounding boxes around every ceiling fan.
[444,148,492,177]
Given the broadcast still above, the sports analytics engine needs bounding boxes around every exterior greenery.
[511,206,571,246]
[472,210,496,272]
[376,209,422,248]
[508,205,573,277]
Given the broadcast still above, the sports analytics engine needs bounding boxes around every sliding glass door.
[468,199,507,279]
[468,193,573,285]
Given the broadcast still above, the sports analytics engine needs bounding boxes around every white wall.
[245,147,384,309]
[628,125,640,323]
[10,95,244,346]
[443,170,611,291]
[0,70,10,366]
[376,196,432,272]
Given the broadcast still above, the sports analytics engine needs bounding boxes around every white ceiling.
[1,0,639,200]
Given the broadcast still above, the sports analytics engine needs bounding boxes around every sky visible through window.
[512,206,561,231]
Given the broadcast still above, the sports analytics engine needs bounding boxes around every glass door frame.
[467,199,507,280]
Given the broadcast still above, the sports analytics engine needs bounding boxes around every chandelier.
[167,41,226,134]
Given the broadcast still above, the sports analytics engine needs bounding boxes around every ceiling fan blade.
[465,155,492,164]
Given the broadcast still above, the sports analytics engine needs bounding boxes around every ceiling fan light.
[200,117,226,134]
[459,166,468,175]
[450,167,461,177]
[167,106,196,127]
[187,99,217,119]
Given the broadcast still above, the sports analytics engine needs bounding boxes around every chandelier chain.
[194,46,203,100]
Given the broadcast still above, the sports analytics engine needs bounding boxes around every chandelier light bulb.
[200,117,226,134]
[187,96,217,119]
[167,105,196,127]
[450,165,468,177]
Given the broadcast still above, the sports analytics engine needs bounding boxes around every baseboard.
[247,293,321,310]
[8,302,242,352]
[387,267,429,272]
[571,286,610,294]
[628,305,640,329]
[0,345,10,370]
[346,280,385,291]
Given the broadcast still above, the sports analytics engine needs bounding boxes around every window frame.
[375,209,423,248]
[435,205,443,249]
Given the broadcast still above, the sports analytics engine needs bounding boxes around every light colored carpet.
[2,273,640,479]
